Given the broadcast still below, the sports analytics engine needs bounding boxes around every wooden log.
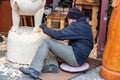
[7,27,47,64]
[100,0,120,80]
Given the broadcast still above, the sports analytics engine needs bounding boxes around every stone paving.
[70,66,104,80]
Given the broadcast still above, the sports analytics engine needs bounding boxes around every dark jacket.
[41,17,93,65]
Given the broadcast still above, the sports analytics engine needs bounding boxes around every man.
[19,7,93,79]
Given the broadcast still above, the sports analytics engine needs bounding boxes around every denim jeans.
[30,38,79,72]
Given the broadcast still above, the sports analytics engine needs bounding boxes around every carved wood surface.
[75,0,99,6]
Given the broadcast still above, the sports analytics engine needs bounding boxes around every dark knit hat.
[68,7,82,20]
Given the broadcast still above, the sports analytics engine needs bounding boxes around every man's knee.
[43,38,56,47]
[42,38,53,45]
[43,38,50,43]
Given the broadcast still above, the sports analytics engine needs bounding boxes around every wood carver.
[100,0,120,80]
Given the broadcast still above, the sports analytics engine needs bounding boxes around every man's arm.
[40,24,81,40]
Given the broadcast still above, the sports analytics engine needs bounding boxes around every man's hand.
[39,23,46,29]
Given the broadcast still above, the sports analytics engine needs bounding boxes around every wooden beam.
[97,0,109,58]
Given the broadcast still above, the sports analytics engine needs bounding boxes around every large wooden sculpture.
[100,0,120,80]
[7,0,47,64]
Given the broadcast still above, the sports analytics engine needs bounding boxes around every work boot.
[19,67,40,79]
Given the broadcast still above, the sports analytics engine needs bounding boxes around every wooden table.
[75,0,100,42]
[46,12,67,29]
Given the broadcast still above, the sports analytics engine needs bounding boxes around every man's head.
[67,7,82,24]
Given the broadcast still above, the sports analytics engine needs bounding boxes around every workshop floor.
[0,33,104,80]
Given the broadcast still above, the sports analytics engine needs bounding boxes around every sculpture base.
[100,66,120,80]
[7,27,47,64]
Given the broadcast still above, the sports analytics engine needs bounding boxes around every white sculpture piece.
[7,0,47,64]
[10,0,46,32]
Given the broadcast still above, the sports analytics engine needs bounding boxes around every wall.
[0,0,12,32]
[45,0,53,8]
